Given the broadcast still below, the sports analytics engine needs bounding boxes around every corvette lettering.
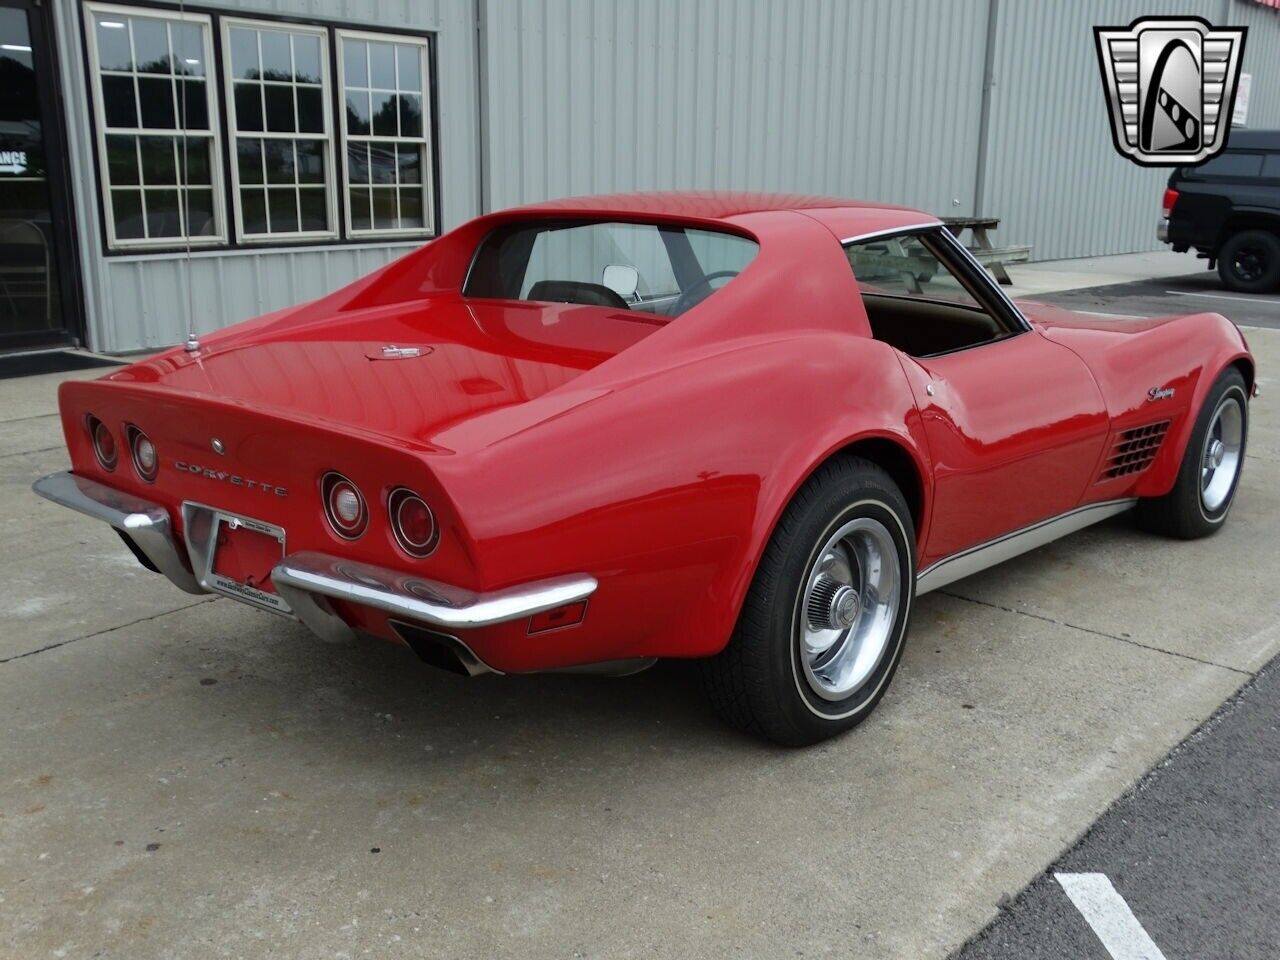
[1147,386,1177,401]
[173,461,288,496]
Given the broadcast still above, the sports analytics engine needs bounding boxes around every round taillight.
[88,416,117,471]
[127,426,158,482]
[322,472,367,539]
[389,488,437,557]
[334,487,361,523]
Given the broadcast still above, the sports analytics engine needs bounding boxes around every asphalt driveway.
[2,326,1278,959]
[1034,267,1280,330]
[954,656,1279,959]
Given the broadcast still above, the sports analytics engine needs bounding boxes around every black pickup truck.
[1160,130,1280,293]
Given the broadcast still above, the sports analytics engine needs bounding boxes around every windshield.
[464,219,758,317]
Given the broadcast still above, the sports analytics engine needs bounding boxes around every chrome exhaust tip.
[390,620,499,677]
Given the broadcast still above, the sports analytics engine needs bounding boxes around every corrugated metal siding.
[47,0,1280,352]
[981,0,1226,262]
[483,0,1280,265]
[52,0,480,353]
[1231,0,1280,128]
[480,0,991,216]
[979,0,1280,261]
[93,243,420,349]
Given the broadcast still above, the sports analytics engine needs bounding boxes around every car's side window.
[1184,152,1264,179]
[845,230,1022,358]
[846,234,982,308]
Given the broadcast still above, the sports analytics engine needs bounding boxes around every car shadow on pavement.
[146,495,1268,778]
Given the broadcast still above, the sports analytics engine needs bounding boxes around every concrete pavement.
[1,329,1278,959]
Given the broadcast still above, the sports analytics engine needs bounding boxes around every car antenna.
[178,0,200,354]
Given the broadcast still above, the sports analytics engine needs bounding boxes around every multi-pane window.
[338,32,434,236]
[222,19,335,240]
[84,4,224,247]
[85,6,436,251]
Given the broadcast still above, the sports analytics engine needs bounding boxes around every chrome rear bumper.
[32,471,598,656]
[271,552,596,638]
[32,471,203,593]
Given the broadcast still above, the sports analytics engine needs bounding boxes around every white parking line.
[1056,873,1168,960]
[1167,289,1278,305]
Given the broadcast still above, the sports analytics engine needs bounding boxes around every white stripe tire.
[699,456,915,746]
[1136,367,1248,540]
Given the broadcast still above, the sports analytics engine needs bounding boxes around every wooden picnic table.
[942,216,1031,285]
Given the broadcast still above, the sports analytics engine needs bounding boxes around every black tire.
[1135,367,1248,539]
[699,457,915,746]
[1217,230,1280,293]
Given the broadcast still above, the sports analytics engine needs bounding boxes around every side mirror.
[602,264,640,301]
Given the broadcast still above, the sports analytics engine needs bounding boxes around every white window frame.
[83,2,227,250]
[335,29,436,239]
[219,17,338,244]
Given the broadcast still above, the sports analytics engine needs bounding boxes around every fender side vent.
[1100,420,1171,480]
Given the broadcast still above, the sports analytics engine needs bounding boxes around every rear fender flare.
[718,425,932,656]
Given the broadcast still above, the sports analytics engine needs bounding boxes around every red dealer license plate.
[205,512,289,614]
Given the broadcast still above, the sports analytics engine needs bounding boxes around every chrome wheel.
[1201,392,1244,512]
[797,517,902,701]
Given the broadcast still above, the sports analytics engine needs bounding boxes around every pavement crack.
[0,598,219,664]
[0,412,59,426]
[939,590,1255,676]
[1,445,63,460]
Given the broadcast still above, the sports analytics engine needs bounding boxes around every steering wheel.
[672,270,739,315]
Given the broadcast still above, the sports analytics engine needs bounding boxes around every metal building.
[2,0,1278,354]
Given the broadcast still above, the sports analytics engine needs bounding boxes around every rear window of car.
[464,219,758,318]
[1183,152,1265,179]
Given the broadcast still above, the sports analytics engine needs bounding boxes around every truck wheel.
[1136,367,1248,539]
[1217,230,1280,293]
[699,457,914,746]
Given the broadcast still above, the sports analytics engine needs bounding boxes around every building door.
[0,0,81,351]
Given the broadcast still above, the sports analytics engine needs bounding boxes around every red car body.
[37,193,1255,677]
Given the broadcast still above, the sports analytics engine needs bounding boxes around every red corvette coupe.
[35,193,1255,745]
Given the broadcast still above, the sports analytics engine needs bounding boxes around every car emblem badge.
[1148,386,1176,401]
[173,459,288,497]
[1094,17,1246,167]
[211,438,225,455]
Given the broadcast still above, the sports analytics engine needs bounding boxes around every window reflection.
[0,7,63,336]
[339,33,431,234]
[87,8,222,245]
[226,22,332,239]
